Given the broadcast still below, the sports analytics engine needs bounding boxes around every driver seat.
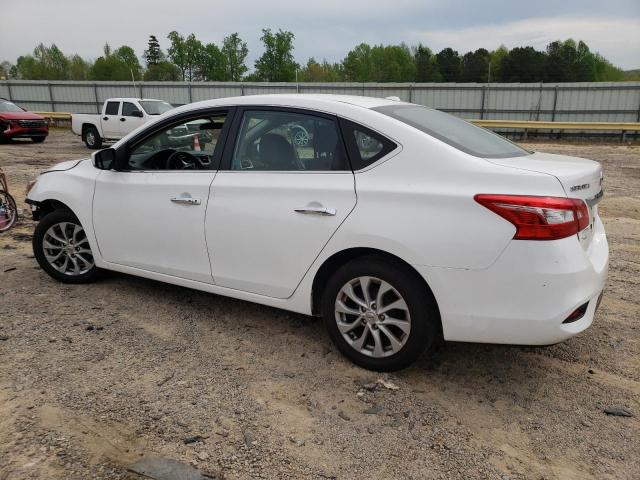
[259,133,297,171]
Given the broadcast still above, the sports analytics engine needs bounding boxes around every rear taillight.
[474,194,589,240]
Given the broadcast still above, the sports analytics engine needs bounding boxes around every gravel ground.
[1,130,639,480]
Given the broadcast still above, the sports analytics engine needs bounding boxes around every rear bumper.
[417,216,609,345]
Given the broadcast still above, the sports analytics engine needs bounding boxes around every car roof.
[106,98,168,102]
[174,94,405,115]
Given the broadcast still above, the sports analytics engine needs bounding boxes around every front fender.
[27,160,102,264]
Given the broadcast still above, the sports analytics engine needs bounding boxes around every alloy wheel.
[42,221,94,276]
[334,276,411,358]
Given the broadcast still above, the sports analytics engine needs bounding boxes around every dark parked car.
[0,98,48,143]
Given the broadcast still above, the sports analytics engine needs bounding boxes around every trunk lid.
[487,151,603,248]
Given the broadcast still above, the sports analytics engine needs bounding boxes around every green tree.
[90,43,141,81]
[499,46,546,82]
[114,45,142,79]
[299,58,343,81]
[143,61,181,81]
[221,33,248,81]
[461,48,490,82]
[254,29,298,82]
[15,43,70,80]
[546,40,576,81]
[488,45,508,82]
[144,35,163,67]
[371,44,416,82]
[68,54,91,80]
[198,43,226,81]
[594,54,625,81]
[342,43,373,82]
[414,45,441,82]
[167,32,204,81]
[435,48,461,82]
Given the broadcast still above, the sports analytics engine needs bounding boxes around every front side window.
[104,101,120,116]
[373,104,530,158]
[231,110,349,171]
[121,102,139,116]
[126,114,227,171]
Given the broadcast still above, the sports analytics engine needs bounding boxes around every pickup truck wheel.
[33,210,99,284]
[83,127,102,149]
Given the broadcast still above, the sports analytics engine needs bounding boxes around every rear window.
[373,105,530,159]
[139,101,173,115]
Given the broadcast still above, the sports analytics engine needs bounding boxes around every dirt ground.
[1,130,639,480]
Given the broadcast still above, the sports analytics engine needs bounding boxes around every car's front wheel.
[83,126,102,149]
[321,256,439,371]
[33,209,99,283]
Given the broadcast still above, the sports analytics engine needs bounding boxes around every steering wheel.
[165,150,204,170]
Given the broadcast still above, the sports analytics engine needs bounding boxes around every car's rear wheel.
[321,256,438,371]
[83,126,102,149]
[33,210,99,283]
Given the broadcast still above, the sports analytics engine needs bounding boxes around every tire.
[321,256,439,371]
[31,137,46,143]
[33,209,99,284]
[0,190,18,232]
[83,126,102,149]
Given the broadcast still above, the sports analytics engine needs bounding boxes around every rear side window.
[340,119,397,170]
[230,110,349,171]
[105,101,120,115]
[373,104,529,158]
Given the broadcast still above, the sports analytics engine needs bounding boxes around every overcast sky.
[1,0,639,70]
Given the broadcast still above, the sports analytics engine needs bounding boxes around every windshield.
[0,100,24,113]
[139,101,173,116]
[373,104,530,158]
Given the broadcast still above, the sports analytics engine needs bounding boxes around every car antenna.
[130,68,138,99]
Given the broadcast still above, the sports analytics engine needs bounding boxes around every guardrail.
[33,111,640,140]
[34,112,73,121]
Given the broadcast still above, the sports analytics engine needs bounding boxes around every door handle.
[103,117,108,121]
[120,118,126,122]
[294,203,336,216]
[171,197,201,205]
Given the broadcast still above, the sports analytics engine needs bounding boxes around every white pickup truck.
[71,98,173,149]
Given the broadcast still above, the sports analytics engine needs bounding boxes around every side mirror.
[131,109,144,118]
[92,148,116,170]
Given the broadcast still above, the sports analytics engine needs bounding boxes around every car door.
[206,107,356,298]
[93,108,233,283]
[101,100,121,138]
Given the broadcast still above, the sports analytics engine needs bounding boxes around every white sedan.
[26,95,608,371]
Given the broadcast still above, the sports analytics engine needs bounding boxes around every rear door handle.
[295,203,336,216]
[120,118,126,122]
[103,117,108,121]
[171,196,201,206]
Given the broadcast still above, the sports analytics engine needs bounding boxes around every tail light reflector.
[474,194,589,240]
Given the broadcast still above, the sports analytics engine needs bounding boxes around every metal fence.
[1,80,639,123]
